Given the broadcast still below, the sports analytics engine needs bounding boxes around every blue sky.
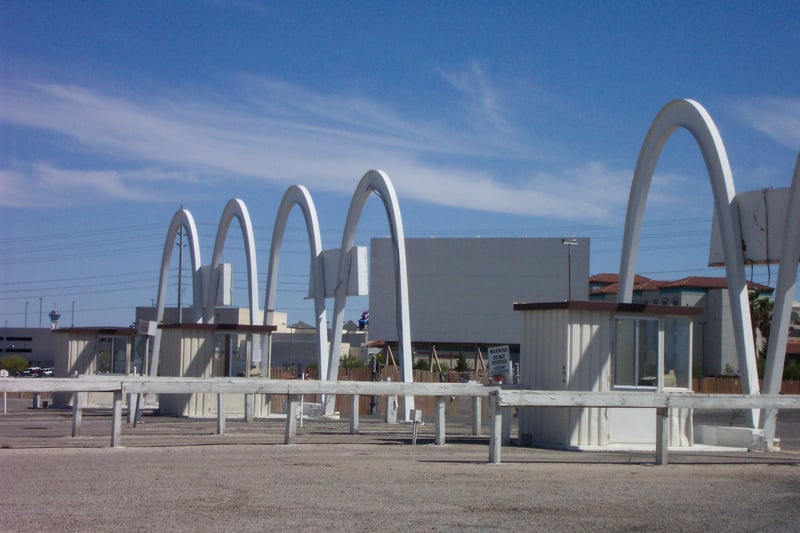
[1,1,798,328]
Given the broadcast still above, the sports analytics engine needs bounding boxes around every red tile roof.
[658,276,773,293]
[589,275,773,295]
[589,273,652,285]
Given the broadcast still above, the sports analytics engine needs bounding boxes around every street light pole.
[562,237,578,301]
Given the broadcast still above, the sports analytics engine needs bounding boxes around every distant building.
[589,274,774,376]
[0,327,56,367]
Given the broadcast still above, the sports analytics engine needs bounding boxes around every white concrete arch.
[617,99,760,424]
[150,208,203,376]
[326,170,414,418]
[263,185,328,378]
[761,151,800,441]
[206,199,260,325]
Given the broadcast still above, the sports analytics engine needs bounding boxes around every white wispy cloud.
[0,162,197,207]
[436,62,513,135]
[729,97,800,151]
[0,74,658,221]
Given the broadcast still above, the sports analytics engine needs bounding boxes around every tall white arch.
[263,185,328,379]
[325,170,414,418]
[761,152,800,442]
[150,208,203,376]
[618,99,760,426]
[205,199,260,325]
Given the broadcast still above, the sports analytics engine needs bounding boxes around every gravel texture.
[1,399,799,532]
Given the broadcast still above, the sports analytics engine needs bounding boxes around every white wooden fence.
[0,377,493,448]
[489,390,800,465]
[4,377,800,466]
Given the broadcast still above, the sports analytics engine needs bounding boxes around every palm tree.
[749,292,773,359]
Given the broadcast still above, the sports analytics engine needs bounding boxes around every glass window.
[97,336,128,374]
[614,316,692,390]
[614,317,659,388]
[663,318,691,388]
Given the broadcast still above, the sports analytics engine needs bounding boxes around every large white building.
[369,237,590,346]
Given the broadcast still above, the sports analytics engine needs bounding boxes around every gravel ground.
[1,399,799,532]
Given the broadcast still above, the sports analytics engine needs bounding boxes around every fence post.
[472,396,482,436]
[71,391,83,437]
[244,393,254,422]
[655,407,669,465]
[127,393,137,424]
[217,393,226,435]
[435,396,446,445]
[385,395,398,424]
[111,390,123,448]
[284,396,300,444]
[350,394,360,434]
[489,393,502,464]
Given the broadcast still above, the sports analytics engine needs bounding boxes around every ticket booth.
[52,327,138,408]
[514,301,701,450]
[156,323,275,417]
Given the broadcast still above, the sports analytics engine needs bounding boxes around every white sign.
[137,320,157,336]
[0,369,8,378]
[488,345,510,377]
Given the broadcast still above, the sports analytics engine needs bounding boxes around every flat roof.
[513,300,703,317]
[53,327,138,336]
[158,323,277,333]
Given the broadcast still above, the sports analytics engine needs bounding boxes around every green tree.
[1,354,29,374]
[455,353,470,372]
[340,356,366,369]
[413,359,430,371]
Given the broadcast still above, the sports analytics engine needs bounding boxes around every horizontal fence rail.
[0,377,499,448]
[4,377,800,466]
[489,390,800,465]
[0,377,496,397]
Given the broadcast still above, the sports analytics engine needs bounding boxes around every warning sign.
[488,345,510,378]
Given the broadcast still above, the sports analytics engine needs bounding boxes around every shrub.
[413,359,430,371]
[1,354,29,374]
[784,363,800,381]
[340,356,366,369]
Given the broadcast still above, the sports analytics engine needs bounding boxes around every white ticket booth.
[157,323,275,418]
[514,301,701,450]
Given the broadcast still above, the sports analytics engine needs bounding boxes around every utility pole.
[38,297,43,328]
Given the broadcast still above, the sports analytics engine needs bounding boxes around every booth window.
[613,316,692,390]
[96,336,129,374]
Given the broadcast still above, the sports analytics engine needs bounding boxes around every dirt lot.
[1,398,799,532]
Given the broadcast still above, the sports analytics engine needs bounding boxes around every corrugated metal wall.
[159,329,270,418]
[518,307,691,448]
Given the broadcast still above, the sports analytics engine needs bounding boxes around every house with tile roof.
[590,274,774,377]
